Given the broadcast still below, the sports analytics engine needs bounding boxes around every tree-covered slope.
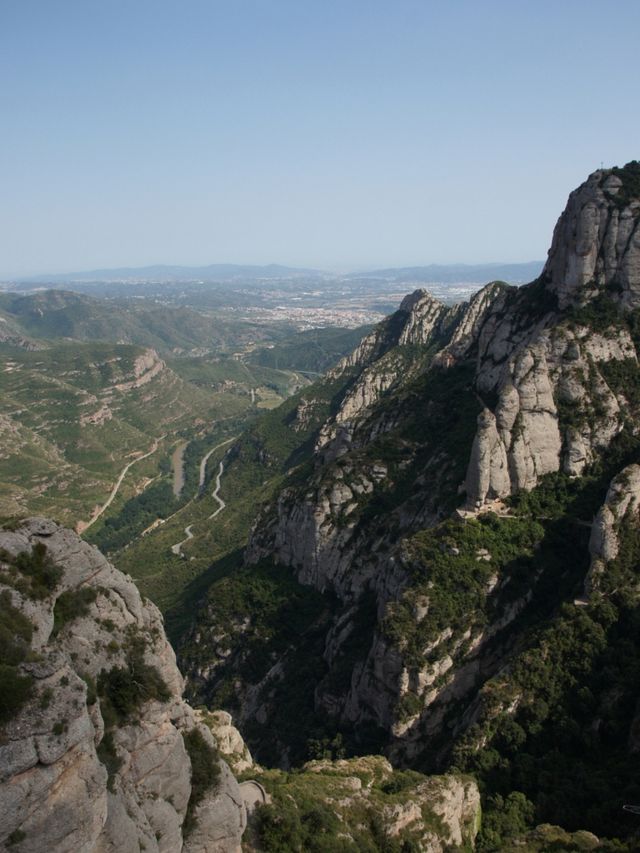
[178,163,640,850]
[0,289,290,356]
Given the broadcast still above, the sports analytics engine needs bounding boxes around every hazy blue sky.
[2,0,639,276]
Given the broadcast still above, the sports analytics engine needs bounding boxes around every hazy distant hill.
[16,263,323,284]
[8,260,546,288]
[348,260,544,283]
[0,290,293,356]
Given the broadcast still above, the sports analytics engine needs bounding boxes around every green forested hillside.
[247,324,372,374]
[170,163,640,851]
[0,290,293,356]
[0,341,213,524]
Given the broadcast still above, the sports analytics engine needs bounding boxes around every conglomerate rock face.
[0,518,247,853]
[228,164,640,763]
[464,319,636,507]
[543,169,640,309]
[586,463,640,595]
[464,165,640,507]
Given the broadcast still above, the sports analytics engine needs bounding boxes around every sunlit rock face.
[0,518,247,853]
[543,169,640,309]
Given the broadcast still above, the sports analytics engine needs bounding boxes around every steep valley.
[2,162,640,851]
[174,163,640,848]
[0,341,303,530]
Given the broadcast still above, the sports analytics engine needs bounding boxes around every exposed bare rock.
[111,349,165,392]
[182,762,245,853]
[586,464,640,594]
[465,315,636,507]
[333,361,400,424]
[258,756,480,852]
[0,518,246,853]
[198,711,253,775]
[396,290,447,345]
[465,409,511,507]
[544,168,640,309]
[434,280,513,366]
[321,291,451,436]
[0,322,44,350]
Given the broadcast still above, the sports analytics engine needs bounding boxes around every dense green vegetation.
[52,585,99,636]
[248,325,371,374]
[169,353,304,399]
[0,542,63,600]
[247,760,475,853]
[182,728,221,835]
[385,515,545,665]
[354,360,482,522]
[0,588,35,725]
[114,363,357,631]
[186,559,334,766]
[97,630,171,727]
[608,159,640,209]
[94,631,171,787]
[89,479,178,553]
[0,289,290,357]
[444,452,640,850]
[0,339,222,524]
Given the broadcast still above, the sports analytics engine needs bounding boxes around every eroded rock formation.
[0,518,248,853]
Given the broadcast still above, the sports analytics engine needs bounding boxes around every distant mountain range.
[10,260,544,286]
[15,264,323,284]
[347,260,544,283]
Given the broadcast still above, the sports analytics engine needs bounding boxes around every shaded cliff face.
[0,520,487,853]
[179,164,640,846]
[0,518,247,853]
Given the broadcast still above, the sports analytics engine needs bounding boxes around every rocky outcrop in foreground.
[0,520,489,852]
[244,756,481,853]
[0,518,248,853]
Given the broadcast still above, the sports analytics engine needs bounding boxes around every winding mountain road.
[170,524,194,555]
[80,436,164,533]
[197,436,235,493]
[170,436,236,556]
[208,461,226,519]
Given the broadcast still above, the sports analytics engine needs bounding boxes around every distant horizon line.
[2,259,546,283]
